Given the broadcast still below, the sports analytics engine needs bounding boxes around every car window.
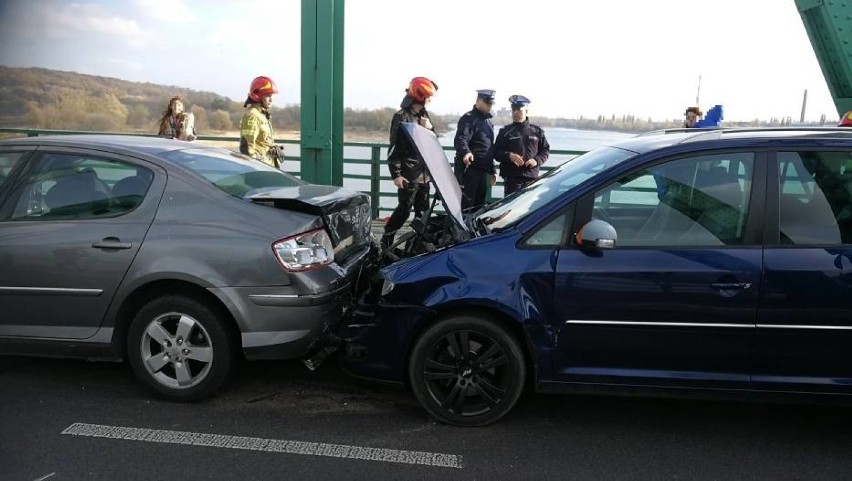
[159,147,304,198]
[11,153,153,220]
[477,146,636,232]
[524,210,570,247]
[777,151,852,245]
[0,151,27,193]
[593,152,755,246]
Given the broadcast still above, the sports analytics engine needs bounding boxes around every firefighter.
[381,76,438,251]
[454,89,496,211]
[494,95,550,196]
[240,76,282,167]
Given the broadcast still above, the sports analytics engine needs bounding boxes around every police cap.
[509,95,531,109]
[477,89,496,103]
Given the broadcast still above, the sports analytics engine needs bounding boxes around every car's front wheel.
[127,295,236,402]
[409,315,526,427]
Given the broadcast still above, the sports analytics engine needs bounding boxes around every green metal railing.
[0,128,588,219]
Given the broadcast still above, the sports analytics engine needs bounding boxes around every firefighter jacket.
[240,104,276,166]
[454,107,495,173]
[388,107,433,183]
[493,120,550,180]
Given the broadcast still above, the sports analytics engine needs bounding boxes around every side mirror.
[575,219,617,249]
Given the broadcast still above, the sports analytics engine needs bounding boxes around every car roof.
[0,134,197,156]
[609,127,852,154]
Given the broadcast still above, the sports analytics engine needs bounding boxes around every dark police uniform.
[493,95,550,195]
[454,89,496,211]
[382,98,434,249]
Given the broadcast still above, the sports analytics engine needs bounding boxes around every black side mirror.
[575,219,617,249]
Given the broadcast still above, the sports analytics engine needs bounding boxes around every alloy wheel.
[422,329,510,418]
[139,311,214,390]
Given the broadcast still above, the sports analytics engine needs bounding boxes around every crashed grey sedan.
[0,135,374,400]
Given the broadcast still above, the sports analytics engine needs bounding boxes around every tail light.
[273,228,334,272]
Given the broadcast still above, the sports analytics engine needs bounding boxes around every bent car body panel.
[341,230,554,383]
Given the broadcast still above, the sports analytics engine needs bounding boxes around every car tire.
[127,295,236,402]
[408,315,526,427]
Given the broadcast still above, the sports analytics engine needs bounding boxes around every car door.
[753,148,852,392]
[0,148,162,339]
[550,150,765,387]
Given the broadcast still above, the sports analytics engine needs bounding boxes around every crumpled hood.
[249,185,369,215]
[250,185,373,260]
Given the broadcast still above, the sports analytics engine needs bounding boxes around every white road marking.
[61,423,463,469]
[33,473,56,481]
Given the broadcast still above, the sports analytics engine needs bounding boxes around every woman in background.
[157,96,196,141]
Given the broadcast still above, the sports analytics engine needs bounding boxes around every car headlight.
[381,279,395,296]
[273,228,334,272]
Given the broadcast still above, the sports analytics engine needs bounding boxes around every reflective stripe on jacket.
[240,105,276,166]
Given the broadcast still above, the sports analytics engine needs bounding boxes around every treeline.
[490,111,836,133]
[0,67,828,138]
[0,66,449,136]
[0,66,287,133]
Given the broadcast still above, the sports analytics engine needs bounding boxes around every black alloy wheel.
[409,315,526,427]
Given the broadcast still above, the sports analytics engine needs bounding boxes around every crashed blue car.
[341,124,852,426]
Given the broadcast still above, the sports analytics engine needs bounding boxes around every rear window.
[160,147,304,198]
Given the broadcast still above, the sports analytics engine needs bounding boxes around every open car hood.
[399,123,471,233]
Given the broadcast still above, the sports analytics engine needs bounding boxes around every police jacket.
[240,104,276,167]
[453,107,495,173]
[388,107,433,182]
[493,120,550,179]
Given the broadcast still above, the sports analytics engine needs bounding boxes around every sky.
[0,0,842,123]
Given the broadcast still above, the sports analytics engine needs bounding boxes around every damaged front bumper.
[337,299,437,385]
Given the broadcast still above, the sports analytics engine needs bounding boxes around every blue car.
[341,124,852,426]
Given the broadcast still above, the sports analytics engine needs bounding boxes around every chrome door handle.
[710,282,752,290]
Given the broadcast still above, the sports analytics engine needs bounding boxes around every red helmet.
[407,76,438,103]
[839,110,852,127]
[248,76,278,102]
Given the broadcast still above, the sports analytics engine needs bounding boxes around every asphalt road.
[2,355,852,481]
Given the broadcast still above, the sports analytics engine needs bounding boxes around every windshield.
[476,146,636,232]
[159,147,305,198]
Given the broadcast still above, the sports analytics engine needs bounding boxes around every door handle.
[91,237,132,250]
[710,282,752,290]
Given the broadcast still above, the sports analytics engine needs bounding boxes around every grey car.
[0,135,374,401]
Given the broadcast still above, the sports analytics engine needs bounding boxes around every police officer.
[494,95,550,196]
[381,76,438,250]
[240,76,282,167]
[454,89,496,211]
